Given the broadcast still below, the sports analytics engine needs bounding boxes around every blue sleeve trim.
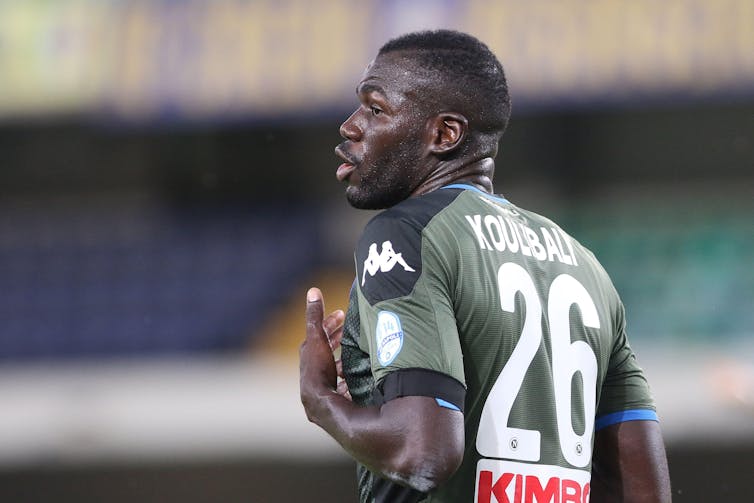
[435,398,461,412]
[595,409,658,431]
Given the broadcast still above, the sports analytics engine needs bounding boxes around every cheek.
[369,121,396,142]
[367,120,415,154]
[360,131,391,163]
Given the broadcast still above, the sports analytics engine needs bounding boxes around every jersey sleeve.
[354,207,466,411]
[596,299,658,429]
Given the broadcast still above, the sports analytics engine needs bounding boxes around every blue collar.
[441,183,509,204]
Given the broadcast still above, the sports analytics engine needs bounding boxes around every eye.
[370,106,383,116]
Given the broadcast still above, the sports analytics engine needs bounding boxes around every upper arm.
[591,419,671,503]
[592,296,670,501]
[597,300,656,422]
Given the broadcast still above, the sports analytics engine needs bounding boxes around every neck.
[411,157,495,197]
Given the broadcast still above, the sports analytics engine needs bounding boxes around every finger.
[335,358,344,379]
[337,379,352,401]
[328,326,344,352]
[305,288,326,342]
[323,309,345,338]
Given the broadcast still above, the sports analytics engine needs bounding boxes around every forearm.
[299,289,463,492]
[303,389,405,477]
[303,389,461,492]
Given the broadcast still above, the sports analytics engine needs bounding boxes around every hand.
[326,311,352,401]
[300,288,346,420]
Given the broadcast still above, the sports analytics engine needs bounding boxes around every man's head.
[335,30,511,209]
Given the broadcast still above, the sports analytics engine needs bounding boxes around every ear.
[426,113,468,155]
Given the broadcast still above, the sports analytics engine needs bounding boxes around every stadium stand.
[0,200,321,360]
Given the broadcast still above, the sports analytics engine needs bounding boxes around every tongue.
[336,163,356,182]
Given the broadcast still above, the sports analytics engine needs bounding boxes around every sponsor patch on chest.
[375,311,403,366]
[475,459,591,503]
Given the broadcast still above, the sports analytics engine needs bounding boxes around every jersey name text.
[465,214,578,266]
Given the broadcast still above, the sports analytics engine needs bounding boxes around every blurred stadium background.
[0,0,752,501]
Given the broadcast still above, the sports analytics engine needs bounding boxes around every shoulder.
[364,188,464,235]
[355,189,463,304]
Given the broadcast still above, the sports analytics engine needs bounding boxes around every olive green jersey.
[341,184,656,503]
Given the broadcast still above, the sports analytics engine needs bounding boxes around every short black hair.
[378,30,511,136]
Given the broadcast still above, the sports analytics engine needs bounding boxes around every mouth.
[335,146,359,182]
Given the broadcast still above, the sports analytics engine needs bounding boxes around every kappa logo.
[361,240,415,286]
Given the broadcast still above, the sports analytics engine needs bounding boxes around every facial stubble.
[346,131,425,210]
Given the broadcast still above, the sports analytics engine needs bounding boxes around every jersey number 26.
[476,262,600,468]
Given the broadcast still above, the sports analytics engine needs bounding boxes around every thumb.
[305,287,325,338]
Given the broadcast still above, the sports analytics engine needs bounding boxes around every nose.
[339,110,362,141]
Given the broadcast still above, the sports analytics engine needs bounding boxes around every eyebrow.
[356,82,386,97]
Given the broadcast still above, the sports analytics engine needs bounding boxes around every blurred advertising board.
[0,0,752,122]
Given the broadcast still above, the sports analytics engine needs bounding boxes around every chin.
[345,187,379,210]
[345,186,395,210]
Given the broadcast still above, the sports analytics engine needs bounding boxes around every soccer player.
[299,30,671,502]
